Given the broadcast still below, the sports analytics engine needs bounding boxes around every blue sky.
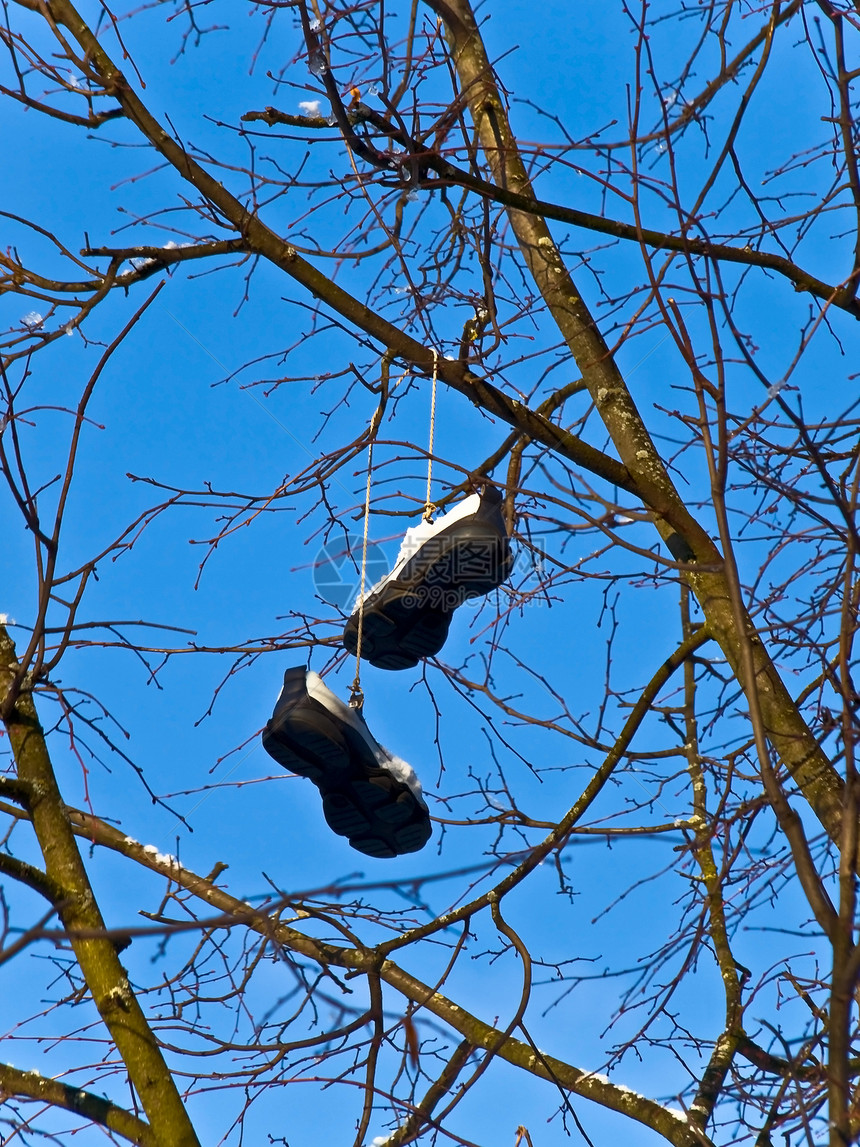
[1,2,849,1145]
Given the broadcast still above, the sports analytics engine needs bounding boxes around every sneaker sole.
[347,604,453,670]
[262,667,431,857]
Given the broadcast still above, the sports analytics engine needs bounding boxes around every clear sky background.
[1,2,846,1145]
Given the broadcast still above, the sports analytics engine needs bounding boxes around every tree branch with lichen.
[0,622,201,1147]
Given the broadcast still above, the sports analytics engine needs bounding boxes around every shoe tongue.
[395,519,437,563]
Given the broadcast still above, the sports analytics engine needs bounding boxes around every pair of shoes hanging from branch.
[261,352,513,858]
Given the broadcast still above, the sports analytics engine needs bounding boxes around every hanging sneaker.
[261,666,431,858]
[343,484,513,670]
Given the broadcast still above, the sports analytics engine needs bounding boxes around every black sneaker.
[343,484,512,670]
[261,667,431,858]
